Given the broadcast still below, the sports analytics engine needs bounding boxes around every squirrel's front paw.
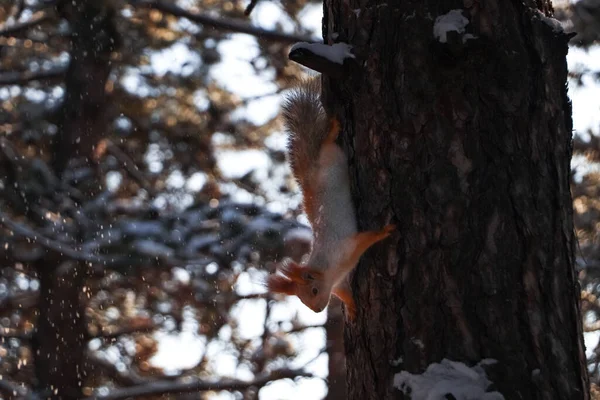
[383,224,396,235]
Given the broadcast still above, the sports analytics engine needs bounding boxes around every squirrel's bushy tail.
[282,78,328,187]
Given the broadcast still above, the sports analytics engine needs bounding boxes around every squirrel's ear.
[301,268,324,281]
[279,261,307,284]
[281,261,325,283]
[267,274,297,295]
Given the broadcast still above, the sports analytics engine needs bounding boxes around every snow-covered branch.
[0,211,128,266]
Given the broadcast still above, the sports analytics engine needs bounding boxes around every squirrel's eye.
[304,273,315,281]
[312,287,318,296]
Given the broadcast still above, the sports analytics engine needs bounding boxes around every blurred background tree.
[556,0,600,390]
[0,0,598,399]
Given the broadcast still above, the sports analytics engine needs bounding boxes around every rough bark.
[321,0,589,398]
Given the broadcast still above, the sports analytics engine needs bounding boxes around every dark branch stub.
[244,0,259,16]
[288,42,355,77]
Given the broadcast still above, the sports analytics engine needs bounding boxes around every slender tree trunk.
[52,1,118,178]
[326,300,347,400]
[30,2,118,398]
[322,0,589,398]
[33,260,87,399]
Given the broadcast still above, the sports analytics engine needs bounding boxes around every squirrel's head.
[267,260,330,313]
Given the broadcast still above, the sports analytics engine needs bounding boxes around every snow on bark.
[534,10,564,33]
[393,359,504,400]
[433,9,473,43]
[289,42,355,64]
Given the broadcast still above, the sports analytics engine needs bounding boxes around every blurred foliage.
[0,0,323,399]
[553,0,600,384]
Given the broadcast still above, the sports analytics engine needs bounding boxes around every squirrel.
[267,78,395,320]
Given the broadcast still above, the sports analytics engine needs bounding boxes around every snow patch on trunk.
[393,358,504,400]
[433,10,470,43]
[535,10,564,33]
[290,42,355,64]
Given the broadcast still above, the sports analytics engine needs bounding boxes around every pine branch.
[0,11,48,37]
[0,379,30,399]
[131,0,317,44]
[86,368,313,399]
[0,211,128,266]
[0,328,31,341]
[86,354,150,387]
[90,320,157,340]
[244,0,260,16]
[0,64,67,85]
[94,139,155,195]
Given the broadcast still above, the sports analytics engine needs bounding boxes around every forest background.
[0,0,599,399]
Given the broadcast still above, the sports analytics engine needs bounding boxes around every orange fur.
[279,261,323,283]
[266,274,297,295]
[323,118,340,145]
[283,78,327,226]
[300,122,342,223]
[345,224,396,270]
[332,286,356,320]
[269,79,395,320]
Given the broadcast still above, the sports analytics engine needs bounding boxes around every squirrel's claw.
[383,224,396,234]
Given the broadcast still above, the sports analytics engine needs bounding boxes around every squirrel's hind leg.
[332,282,356,320]
[346,224,396,268]
[331,224,396,320]
[332,224,396,287]
[323,117,341,145]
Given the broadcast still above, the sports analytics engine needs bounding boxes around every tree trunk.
[52,1,118,178]
[30,2,118,398]
[326,300,347,400]
[321,0,590,398]
[33,260,87,399]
